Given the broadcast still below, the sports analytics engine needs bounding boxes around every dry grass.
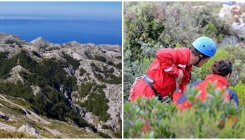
[0,129,36,138]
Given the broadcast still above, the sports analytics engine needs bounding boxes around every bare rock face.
[30,37,51,47]
[5,65,31,83]
[17,124,40,137]
[31,85,42,96]
[0,33,23,45]
[0,33,122,137]
[103,84,122,132]
[63,63,76,76]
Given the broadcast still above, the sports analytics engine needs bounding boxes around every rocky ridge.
[0,33,122,138]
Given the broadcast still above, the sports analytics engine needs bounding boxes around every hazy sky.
[0,2,122,20]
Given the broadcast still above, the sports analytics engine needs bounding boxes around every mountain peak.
[30,37,50,47]
[0,32,22,44]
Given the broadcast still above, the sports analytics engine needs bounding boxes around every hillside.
[0,32,122,138]
[123,1,245,138]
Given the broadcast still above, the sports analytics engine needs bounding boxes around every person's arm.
[179,72,191,92]
[231,91,239,106]
[156,48,181,77]
[226,88,239,106]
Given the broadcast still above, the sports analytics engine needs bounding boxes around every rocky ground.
[0,32,122,138]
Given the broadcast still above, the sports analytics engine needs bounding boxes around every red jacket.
[174,74,239,110]
[148,48,192,96]
[129,48,192,101]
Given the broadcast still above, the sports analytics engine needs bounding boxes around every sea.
[0,19,122,45]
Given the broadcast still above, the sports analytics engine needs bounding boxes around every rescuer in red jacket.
[129,37,217,102]
[174,59,239,110]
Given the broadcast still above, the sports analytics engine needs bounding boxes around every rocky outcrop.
[0,122,16,131]
[31,86,42,96]
[43,127,61,137]
[30,37,51,47]
[17,124,40,137]
[5,65,31,84]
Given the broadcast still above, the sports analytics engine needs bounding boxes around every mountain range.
[0,32,122,138]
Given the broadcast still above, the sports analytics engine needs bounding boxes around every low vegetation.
[0,50,96,132]
[124,1,245,138]
[124,83,245,138]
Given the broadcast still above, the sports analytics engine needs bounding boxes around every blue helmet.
[192,37,216,57]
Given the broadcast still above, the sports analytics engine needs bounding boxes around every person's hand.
[178,69,184,81]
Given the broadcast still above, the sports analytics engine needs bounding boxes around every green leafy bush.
[124,83,245,138]
[79,83,110,122]
[123,2,236,101]
[123,2,245,138]
[230,80,245,106]
[90,62,121,84]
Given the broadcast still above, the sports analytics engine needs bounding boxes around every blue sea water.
[0,19,122,45]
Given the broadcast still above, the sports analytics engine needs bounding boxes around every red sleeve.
[156,48,182,77]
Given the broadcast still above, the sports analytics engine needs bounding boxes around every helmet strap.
[194,55,202,66]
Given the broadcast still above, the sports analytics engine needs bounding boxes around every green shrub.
[124,83,244,138]
[62,52,80,69]
[79,82,93,97]
[222,46,245,85]
[79,68,86,76]
[191,47,229,82]
[0,51,95,131]
[98,131,111,138]
[123,2,236,101]
[79,83,110,122]
[90,62,121,84]
[230,80,245,106]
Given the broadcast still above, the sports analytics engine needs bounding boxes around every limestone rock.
[17,124,40,137]
[30,37,50,47]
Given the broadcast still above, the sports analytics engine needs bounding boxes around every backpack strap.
[142,75,158,95]
[225,87,239,106]
[142,75,166,101]
[177,80,203,104]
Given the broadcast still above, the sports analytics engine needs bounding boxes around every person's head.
[190,37,217,67]
[211,59,232,79]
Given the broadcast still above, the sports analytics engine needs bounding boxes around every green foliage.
[222,46,245,85]
[0,52,17,79]
[0,81,33,99]
[79,82,93,97]
[123,2,245,138]
[230,81,245,106]
[123,2,236,101]
[194,6,233,41]
[32,51,41,58]
[79,83,110,122]
[98,131,111,138]
[191,45,245,86]
[124,83,244,138]
[0,51,97,131]
[102,124,112,130]
[90,62,121,84]
[89,51,122,70]
[94,55,107,63]
[62,52,80,69]
[15,51,78,93]
[79,68,86,76]
[191,47,229,82]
